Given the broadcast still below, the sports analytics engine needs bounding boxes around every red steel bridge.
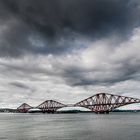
[37,100,67,113]
[17,93,140,114]
[17,103,32,113]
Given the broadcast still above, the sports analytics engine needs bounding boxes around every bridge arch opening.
[115,103,140,110]
[57,106,91,112]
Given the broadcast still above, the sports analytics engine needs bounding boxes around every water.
[0,113,140,140]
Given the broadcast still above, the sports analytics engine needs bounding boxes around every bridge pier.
[41,110,60,113]
[95,111,109,114]
[106,111,109,114]
[42,110,56,113]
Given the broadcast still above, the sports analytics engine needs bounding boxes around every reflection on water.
[0,113,140,140]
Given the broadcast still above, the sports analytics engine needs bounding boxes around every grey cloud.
[44,32,140,87]
[4,0,139,37]
[64,58,140,87]
[0,0,139,57]
[1,31,140,88]
[10,81,31,90]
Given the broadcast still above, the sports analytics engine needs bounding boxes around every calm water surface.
[0,113,140,140]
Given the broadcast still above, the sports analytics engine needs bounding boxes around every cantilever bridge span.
[17,103,32,113]
[17,93,140,114]
[74,93,140,114]
[37,100,67,113]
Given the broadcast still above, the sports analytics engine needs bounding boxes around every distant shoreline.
[0,108,140,113]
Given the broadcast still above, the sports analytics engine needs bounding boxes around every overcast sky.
[0,0,140,109]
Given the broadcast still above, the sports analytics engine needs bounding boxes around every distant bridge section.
[74,93,140,114]
[17,103,32,113]
[37,100,67,113]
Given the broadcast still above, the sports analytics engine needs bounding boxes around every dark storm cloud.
[4,0,139,37]
[0,0,140,57]
[60,63,140,87]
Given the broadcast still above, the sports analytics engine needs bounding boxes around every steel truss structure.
[16,93,140,113]
[74,93,140,114]
[17,103,32,113]
[37,100,66,113]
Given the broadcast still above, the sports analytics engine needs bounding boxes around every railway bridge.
[17,93,140,114]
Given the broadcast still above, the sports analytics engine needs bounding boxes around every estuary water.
[0,113,140,140]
